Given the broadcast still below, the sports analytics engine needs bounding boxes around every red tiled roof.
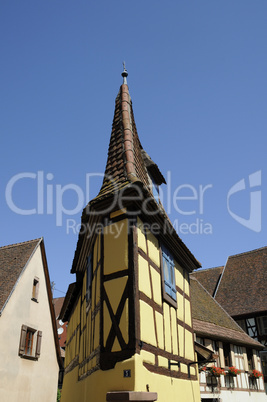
[215,247,267,317]
[191,277,263,349]
[191,266,223,296]
[0,239,41,313]
[92,83,162,203]
[53,297,67,348]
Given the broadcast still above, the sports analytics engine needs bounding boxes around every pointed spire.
[121,62,128,84]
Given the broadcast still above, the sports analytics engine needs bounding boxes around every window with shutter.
[18,325,41,360]
[161,245,177,307]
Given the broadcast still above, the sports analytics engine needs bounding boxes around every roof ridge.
[228,245,267,259]
[193,266,224,273]
[0,238,42,250]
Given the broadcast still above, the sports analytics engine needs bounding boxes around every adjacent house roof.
[0,238,40,313]
[53,297,67,349]
[215,247,267,317]
[191,266,223,296]
[0,238,63,368]
[191,276,263,349]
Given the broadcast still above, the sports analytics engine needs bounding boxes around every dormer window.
[141,149,166,204]
[151,175,160,203]
[32,277,39,302]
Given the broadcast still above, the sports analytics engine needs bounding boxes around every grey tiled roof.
[215,247,267,317]
[191,276,263,349]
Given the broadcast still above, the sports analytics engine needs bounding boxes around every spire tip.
[121,62,128,84]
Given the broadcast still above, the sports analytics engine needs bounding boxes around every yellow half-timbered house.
[60,67,202,402]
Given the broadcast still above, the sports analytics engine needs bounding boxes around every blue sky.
[1,0,266,298]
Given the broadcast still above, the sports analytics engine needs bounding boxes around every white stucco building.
[0,238,62,401]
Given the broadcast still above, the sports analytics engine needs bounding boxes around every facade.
[0,238,62,402]
[193,247,267,388]
[59,68,202,402]
[191,276,266,401]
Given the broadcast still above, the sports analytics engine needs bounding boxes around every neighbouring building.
[54,296,68,388]
[193,246,267,390]
[191,276,266,402]
[59,67,203,401]
[0,238,62,402]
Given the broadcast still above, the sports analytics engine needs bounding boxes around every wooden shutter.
[35,330,42,358]
[19,325,27,355]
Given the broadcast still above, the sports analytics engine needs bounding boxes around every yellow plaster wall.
[175,262,184,291]
[61,353,201,402]
[104,220,128,275]
[184,329,195,361]
[134,354,201,402]
[184,298,192,327]
[138,255,152,298]
[146,231,160,267]
[137,218,196,379]
[150,268,162,306]
[177,292,184,321]
[139,300,157,346]
[137,217,147,253]
[61,357,136,402]
[163,303,172,353]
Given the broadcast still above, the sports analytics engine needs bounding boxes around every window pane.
[163,259,169,282]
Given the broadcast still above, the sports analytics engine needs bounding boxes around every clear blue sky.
[1,0,266,298]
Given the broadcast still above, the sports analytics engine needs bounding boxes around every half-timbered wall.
[64,232,102,378]
[135,217,200,400]
[61,212,201,402]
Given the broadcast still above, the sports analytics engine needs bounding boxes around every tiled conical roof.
[93,70,165,203]
[71,68,201,274]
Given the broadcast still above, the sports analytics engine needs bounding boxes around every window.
[246,318,258,339]
[225,374,235,389]
[148,172,160,203]
[249,376,258,390]
[32,277,39,302]
[223,343,231,367]
[19,325,42,360]
[247,348,254,371]
[86,253,93,304]
[196,337,204,346]
[161,245,177,305]
[151,177,160,203]
[257,316,267,336]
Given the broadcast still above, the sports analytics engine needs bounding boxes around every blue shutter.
[162,246,176,301]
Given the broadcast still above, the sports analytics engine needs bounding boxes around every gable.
[0,239,40,314]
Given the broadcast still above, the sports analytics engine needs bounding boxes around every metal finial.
[121,61,128,84]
